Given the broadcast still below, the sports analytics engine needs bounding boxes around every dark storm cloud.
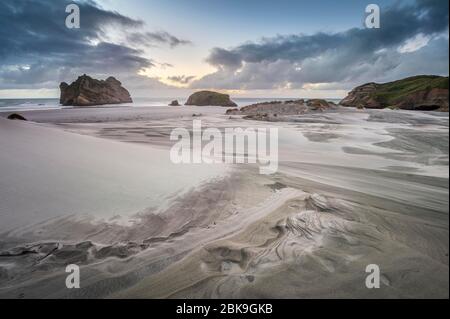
[0,0,142,59]
[0,0,187,90]
[193,0,449,90]
[206,48,243,69]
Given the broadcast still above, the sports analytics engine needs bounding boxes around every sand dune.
[0,117,226,236]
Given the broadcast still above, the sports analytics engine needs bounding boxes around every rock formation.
[340,75,449,111]
[7,113,27,121]
[226,99,335,120]
[169,100,180,106]
[306,99,332,110]
[59,75,132,107]
[185,91,237,107]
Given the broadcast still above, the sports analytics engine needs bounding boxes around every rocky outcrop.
[340,75,449,111]
[7,113,27,121]
[233,100,306,116]
[59,74,132,107]
[185,91,237,107]
[226,108,240,115]
[226,99,335,120]
[306,99,332,110]
[169,100,180,106]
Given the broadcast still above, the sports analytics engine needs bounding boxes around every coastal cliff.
[340,75,449,111]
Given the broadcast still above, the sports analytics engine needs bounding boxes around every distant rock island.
[340,75,449,111]
[60,75,132,107]
[185,91,237,107]
[169,100,180,106]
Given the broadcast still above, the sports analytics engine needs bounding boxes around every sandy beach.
[0,105,448,299]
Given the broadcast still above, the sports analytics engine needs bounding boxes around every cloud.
[128,31,191,48]
[397,33,431,53]
[167,75,196,85]
[192,0,449,90]
[0,0,186,91]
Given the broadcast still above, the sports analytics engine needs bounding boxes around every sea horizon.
[0,96,344,111]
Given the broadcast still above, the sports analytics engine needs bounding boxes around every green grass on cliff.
[372,75,449,105]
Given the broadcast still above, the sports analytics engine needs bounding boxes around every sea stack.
[59,74,133,107]
[169,100,180,106]
[185,91,237,107]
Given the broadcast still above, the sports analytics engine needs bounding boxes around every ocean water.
[0,97,342,111]
[0,98,61,111]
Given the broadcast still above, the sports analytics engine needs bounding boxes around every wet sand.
[0,106,448,298]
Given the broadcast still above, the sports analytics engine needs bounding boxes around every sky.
[0,0,448,98]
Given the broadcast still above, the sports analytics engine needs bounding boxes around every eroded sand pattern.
[0,107,448,298]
